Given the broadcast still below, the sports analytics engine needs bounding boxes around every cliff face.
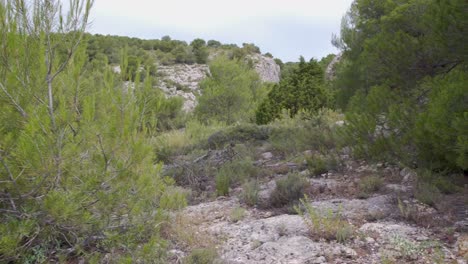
[157,64,210,112]
[325,53,342,80]
[247,54,281,83]
[157,54,280,112]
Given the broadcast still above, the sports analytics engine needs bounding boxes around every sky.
[89,0,353,62]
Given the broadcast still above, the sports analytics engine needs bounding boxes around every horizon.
[89,0,353,63]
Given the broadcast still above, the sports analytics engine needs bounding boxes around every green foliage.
[229,207,246,222]
[357,175,383,198]
[207,123,270,149]
[215,157,259,196]
[241,180,259,206]
[295,195,354,243]
[256,57,330,124]
[414,182,441,207]
[413,70,468,170]
[306,156,326,176]
[215,171,230,196]
[0,1,182,262]
[195,57,267,124]
[332,0,467,174]
[183,248,219,264]
[190,38,209,64]
[270,173,309,207]
[267,110,339,155]
[159,186,189,210]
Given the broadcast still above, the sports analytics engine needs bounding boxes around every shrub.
[183,248,218,264]
[215,157,259,197]
[270,173,309,207]
[229,207,246,222]
[241,180,259,206]
[358,175,383,198]
[207,124,270,149]
[295,196,354,243]
[154,130,192,162]
[307,156,327,176]
[414,182,441,207]
[268,111,338,156]
[159,186,189,210]
[215,171,230,196]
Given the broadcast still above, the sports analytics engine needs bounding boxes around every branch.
[0,82,28,118]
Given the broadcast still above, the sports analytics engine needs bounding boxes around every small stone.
[261,152,274,160]
[313,256,326,263]
[365,237,376,244]
[342,247,357,258]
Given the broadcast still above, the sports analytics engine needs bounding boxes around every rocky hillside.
[160,122,467,264]
[157,54,280,112]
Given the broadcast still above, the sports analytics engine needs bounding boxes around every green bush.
[306,154,339,176]
[413,70,467,171]
[207,123,270,149]
[215,171,230,196]
[270,173,309,207]
[229,207,246,222]
[268,111,338,155]
[215,157,258,197]
[241,180,259,206]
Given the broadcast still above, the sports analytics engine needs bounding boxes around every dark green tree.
[256,57,329,124]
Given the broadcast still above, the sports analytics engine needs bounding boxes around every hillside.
[0,0,466,263]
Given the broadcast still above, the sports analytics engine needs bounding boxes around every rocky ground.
[166,146,467,264]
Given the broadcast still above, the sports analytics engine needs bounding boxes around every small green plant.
[215,172,230,196]
[306,155,328,176]
[251,240,262,250]
[216,157,258,197]
[357,175,383,198]
[183,248,218,264]
[276,223,287,236]
[229,207,246,223]
[241,180,259,206]
[397,197,413,220]
[159,186,189,210]
[295,195,354,243]
[414,182,441,206]
[270,173,309,207]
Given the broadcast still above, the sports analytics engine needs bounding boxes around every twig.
[0,82,28,118]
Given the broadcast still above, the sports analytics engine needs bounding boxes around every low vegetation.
[0,0,465,262]
[295,196,355,243]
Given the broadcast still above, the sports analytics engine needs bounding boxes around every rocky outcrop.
[157,54,280,112]
[157,64,210,111]
[246,54,281,83]
[325,53,342,80]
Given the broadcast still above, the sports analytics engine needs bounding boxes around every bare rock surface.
[158,64,210,111]
[156,54,280,111]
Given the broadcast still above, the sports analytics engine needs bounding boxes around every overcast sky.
[89,0,353,62]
